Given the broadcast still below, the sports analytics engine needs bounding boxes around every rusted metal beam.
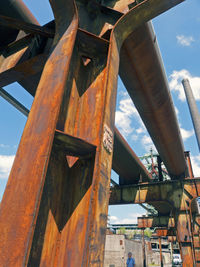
[0,0,78,265]
[0,15,54,38]
[185,151,194,178]
[0,53,48,89]
[0,87,29,116]
[0,0,186,266]
[0,89,152,183]
[0,86,152,183]
[0,0,39,46]
[137,216,175,229]
[176,213,196,266]
[110,178,200,209]
[158,236,164,267]
[142,229,147,267]
[0,33,35,56]
[156,228,176,237]
[54,130,96,157]
[113,128,151,184]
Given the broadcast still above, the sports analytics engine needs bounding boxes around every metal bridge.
[0,0,199,266]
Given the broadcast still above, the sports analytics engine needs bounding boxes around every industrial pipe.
[113,128,152,184]
[119,22,188,179]
[0,0,38,46]
[182,78,200,152]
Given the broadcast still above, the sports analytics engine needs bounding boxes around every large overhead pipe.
[119,22,188,179]
[0,0,38,46]
[182,78,200,152]
[113,128,152,184]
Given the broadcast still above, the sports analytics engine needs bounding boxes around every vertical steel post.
[182,78,200,152]
[157,155,164,181]
[159,237,163,267]
[142,229,147,267]
[176,212,196,266]
[0,0,188,266]
[170,240,173,263]
[185,151,194,178]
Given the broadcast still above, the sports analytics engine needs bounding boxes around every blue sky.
[0,0,200,224]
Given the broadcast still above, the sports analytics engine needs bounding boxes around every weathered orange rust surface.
[138,216,175,229]
[0,0,190,266]
[0,0,78,265]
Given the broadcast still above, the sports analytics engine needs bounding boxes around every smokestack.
[182,78,200,152]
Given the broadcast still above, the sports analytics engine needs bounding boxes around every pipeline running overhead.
[119,22,188,179]
[113,128,152,184]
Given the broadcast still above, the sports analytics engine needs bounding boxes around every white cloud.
[0,155,15,179]
[191,155,200,177]
[115,110,134,136]
[115,96,147,138]
[115,98,138,137]
[136,127,145,134]
[174,106,179,118]
[119,98,138,117]
[174,106,194,142]
[110,215,118,222]
[115,94,158,153]
[141,135,157,152]
[180,127,194,141]
[141,135,152,145]
[109,213,146,224]
[176,35,194,46]
[131,134,138,141]
[169,69,200,101]
[0,144,10,148]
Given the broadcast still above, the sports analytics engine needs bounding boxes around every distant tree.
[119,227,126,234]
[144,228,152,238]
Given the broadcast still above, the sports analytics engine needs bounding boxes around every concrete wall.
[125,239,143,267]
[104,235,172,267]
[104,235,126,267]
[146,250,171,266]
[103,235,144,267]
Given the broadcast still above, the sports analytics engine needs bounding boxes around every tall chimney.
[182,78,200,152]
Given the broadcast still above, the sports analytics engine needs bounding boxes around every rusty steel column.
[185,151,194,178]
[182,78,200,152]
[142,229,147,267]
[176,210,196,266]
[170,240,173,262]
[158,237,164,267]
[0,0,186,266]
[0,0,79,265]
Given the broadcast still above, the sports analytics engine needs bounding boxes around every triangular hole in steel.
[66,155,79,168]
[81,55,91,66]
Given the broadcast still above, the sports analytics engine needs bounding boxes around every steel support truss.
[0,0,186,266]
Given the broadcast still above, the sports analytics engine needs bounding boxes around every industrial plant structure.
[0,0,199,266]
